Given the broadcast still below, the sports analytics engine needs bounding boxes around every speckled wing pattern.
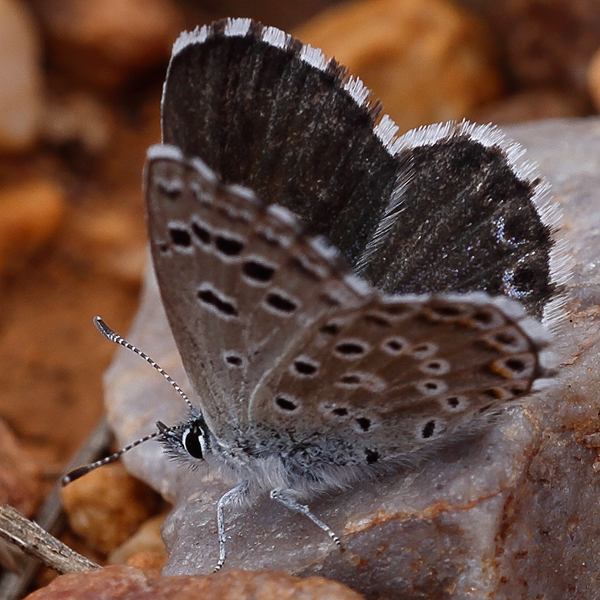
[145,18,566,468]
[145,145,555,467]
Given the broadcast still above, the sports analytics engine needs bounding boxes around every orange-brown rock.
[61,463,162,554]
[0,418,41,516]
[42,92,115,156]
[109,512,168,566]
[481,0,600,96]
[587,45,600,113]
[31,0,183,90]
[125,551,168,578]
[24,565,365,600]
[0,178,65,275]
[0,0,43,152]
[295,0,502,134]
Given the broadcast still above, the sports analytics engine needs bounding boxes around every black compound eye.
[182,428,204,460]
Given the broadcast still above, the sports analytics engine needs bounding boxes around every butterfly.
[65,18,566,573]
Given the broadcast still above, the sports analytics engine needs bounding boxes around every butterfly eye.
[182,427,205,460]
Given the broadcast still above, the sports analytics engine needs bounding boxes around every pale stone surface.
[103,118,600,598]
[0,0,43,152]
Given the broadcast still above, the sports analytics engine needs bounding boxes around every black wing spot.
[505,358,527,374]
[191,221,211,245]
[169,226,191,248]
[511,384,527,395]
[242,259,275,283]
[293,360,318,376]
[215,234,244,257]
[197,287,238,317]
[356,417,371,431]
[265,292,298,314]
[275,395,299,411]
[224,352,243,367]
[332,407,348,417]
[512,265,536,292]
[321,322,342,336]
[494,331,518,346]
[472,310,495,326]
[412,343,437,359]
[365,448,379,464]
[383,337,407,354]
[335,341,368,357]
[429,304,464,318]
[421,419,437,439]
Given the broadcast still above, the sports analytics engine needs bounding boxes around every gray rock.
[103,118,600,599]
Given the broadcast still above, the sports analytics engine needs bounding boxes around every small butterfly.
[65,18,566,573]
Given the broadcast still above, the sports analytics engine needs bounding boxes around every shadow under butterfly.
[65,17,570,582]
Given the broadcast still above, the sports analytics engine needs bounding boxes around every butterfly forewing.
[145,146,370,439]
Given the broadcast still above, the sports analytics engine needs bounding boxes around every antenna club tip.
[93,316,120,343]
[61,465,90,485]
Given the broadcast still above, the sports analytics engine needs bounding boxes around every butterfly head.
[157,410,213,465]
[61,317,214,486]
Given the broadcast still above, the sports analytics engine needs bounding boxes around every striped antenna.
[62,316,193,485]
[62,429,160,484]
[93,316,194,411]
[61,421,188,485]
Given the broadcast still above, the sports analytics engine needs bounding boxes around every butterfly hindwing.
[248,292,553,466]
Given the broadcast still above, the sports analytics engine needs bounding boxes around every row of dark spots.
[198,287,297,318]
[328,406,373,432]
[197,287,238,317]
[426,303,500,328]
[168,223,245,258]
[275,397,374,433]
[168,224,290,291]
[320,321,407,357]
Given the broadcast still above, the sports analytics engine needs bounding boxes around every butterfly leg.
[214,482,249,572]
[270,489,343,550]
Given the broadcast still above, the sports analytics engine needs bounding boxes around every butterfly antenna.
[93,316,194,411]
[61,317,196,486]
[61,429,161,485]
[62,419,188,485]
